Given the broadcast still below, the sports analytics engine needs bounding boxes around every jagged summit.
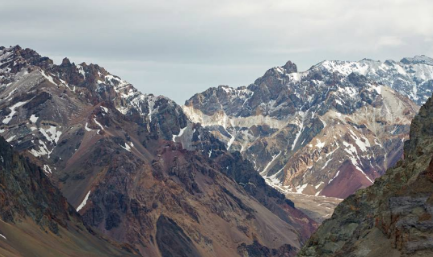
[0,46,316,256]
[313,56,433,104]
[61,57,72,66]
[401,54,433,65]
[0,45,172,102]
[283,60,298,73]
[182,54,426,226]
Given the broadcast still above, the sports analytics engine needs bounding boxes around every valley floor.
[266,179,342,223]
[283,192,342,223]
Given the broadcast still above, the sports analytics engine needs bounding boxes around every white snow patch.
[326,146,339,157]
[30,114,38,123]
[329,170,341,184]
[39,126,62,144]
[265,168,284,187]
[315,181,324,189]
[320,118,327,127]
[84,122,92,131]
[5,88,17,100]
[121,143,132,152]
[315,139,325,150]
[76,191,91,212]
[172,126,187,142]
[261,152,281,175]
[349,130,370,152]
[0,234,6,240]
[354,165,373,183]
[6,136,15,142]
[342,141,358,157]
[335,99,343,105]
[147,97,156,122]
[41,70,57,85]
[291,112,306,151]
[100,106,109,113]
[322,158,332,169]
[374,85,382,94]
[93,118,104,134]
[295,183,308,194]
[227,133,236,150]
[29,140,52,158]
[2,100,29,124]
[77,65,86,79]
[43,165,52,174]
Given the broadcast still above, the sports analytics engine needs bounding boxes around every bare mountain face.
[0,136,136,257]
[184,59,425,201]
[0,46,316,256]
[313,57,433,106]
[299,89,433,257]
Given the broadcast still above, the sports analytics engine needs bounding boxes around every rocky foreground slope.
[184,59,423,199]
[0,45,316,256]
[0,136,136,257]
[298,94,433,256]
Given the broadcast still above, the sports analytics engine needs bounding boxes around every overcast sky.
[1,0,433,104]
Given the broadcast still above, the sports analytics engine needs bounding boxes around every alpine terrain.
[0,45,317,257]
[299,86,433,257]
[183,58,433,219]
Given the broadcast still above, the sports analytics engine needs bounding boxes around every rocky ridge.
[298,85,433,257]
[184,59,421,199]
[314,56,433,105]
[0,45,316,256]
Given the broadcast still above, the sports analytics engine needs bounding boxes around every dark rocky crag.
[0,136,136,257]
[0,45,316,256]
[298,95,433,256]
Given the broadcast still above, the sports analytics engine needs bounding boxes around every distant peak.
[12,45,22,51]
[360,58,378,62]
[400,55,433,65]
[0,45,21,53]
[283,61,297,73]
[217,85,234,93]
[61,57,72,66]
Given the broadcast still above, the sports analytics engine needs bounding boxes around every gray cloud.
[1,0,433,103]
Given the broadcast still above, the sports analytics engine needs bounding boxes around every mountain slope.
[184,60,420,200]
[0,45,316,256]
[0,136,136,257]
[315,56,433,105]
[298,86,433,257]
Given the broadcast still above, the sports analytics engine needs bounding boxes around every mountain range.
[1,44,433,256]
[0,45,316,256]
[299,77,433,257]
[183,57,433,204]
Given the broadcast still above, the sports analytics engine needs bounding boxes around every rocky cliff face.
[0,136,135,257]
[316,56,433,106]
[298,94,433,257]
[184,59,421,199]
[0,45,316,256]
